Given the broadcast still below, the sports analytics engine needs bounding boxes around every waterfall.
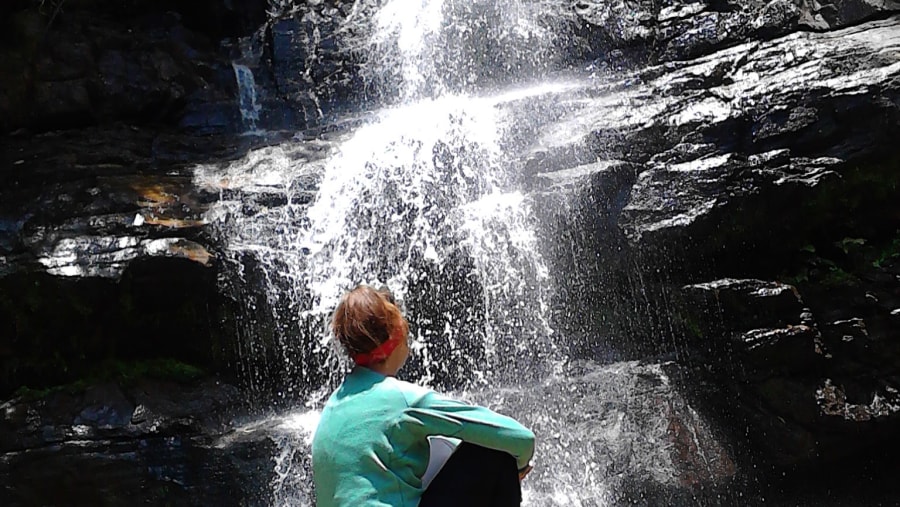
[202,84,570,396]
[233,62,263,133]
[200,0,704,505]
[353,0,573,101]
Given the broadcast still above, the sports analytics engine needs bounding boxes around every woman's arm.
[399,388,535,470]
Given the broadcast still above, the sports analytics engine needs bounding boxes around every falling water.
[233,63,263,133]
[201,84,569,396]
[201,0,730,505]
[352,0,573,100]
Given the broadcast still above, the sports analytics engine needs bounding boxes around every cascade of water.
[202,0,656,505]
[204,87,563,396]
[233,62,263,133]
[350,0,574,101]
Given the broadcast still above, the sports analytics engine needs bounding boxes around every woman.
[312,285,535,506]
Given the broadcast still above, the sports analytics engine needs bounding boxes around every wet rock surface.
[535,15,900,253]
[574,0,900,64]
[528,13,900,486]
[0,376,272,506]
[478,360,739,503]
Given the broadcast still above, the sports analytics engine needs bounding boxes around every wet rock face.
[574,0,900,64]
[678,276,900,469]
[497,360,738,500]
[532,20,899,370]
[0,124,255,395]
[0,0,268,134]
[527,13,900,479]
[543,16,900,255]
[266,3,362,122]
[0,377,272,506]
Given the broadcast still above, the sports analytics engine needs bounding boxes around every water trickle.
[233,62,263,133]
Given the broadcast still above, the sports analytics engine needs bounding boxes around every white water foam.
[353,0,574,100]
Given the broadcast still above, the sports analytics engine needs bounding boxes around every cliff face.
[0,0,266,133]
[533,8,900,475]
[0,0,265,397]
[1,0,900,503]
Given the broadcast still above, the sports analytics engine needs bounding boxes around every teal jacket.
[311,367,535,506]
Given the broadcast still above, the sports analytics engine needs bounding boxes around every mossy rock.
[12,358,205,402]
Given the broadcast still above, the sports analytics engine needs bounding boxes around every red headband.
[352,335,402,366]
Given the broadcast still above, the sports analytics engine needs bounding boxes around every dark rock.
[680,279,827,375]
[682,279,809,334]
[529,16,900,282]
[0,260,223,397]
[0,119,341,395]
[177,98,243,134]
[573,0,900,64]
[32,80,94,126]
[265,6,361,125]
[75,383,135,429]
[0,376,243,452]
[0,1,273,134]
[0,376,269,507]
[676,277,900,467]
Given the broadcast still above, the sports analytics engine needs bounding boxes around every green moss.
[781,267,809,286]
[11,358,205,401]
[835,237,866,254]
[103,358,205,384]
[819,266,860,287]
[13,378,89,401]
[672,308,704,340]
[872,236,900,268]
[781,229,900,289]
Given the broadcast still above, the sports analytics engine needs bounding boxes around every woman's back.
[312,286,534,507]
[313,368,432,507]
[312,367,535,507]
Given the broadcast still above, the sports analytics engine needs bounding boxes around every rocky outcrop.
[533,13,900,321]
[677,276,900,471]
[574,0,900,64]
[489,360,737,503]
[0,375,271,506]
[0,125,233,395]
[0,0,268,134]
[530,12,900,481]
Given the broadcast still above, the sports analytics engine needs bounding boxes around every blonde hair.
[331,285,408,358]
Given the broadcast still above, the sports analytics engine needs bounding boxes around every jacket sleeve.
[398,388,535,470]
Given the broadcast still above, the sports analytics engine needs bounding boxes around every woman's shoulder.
[380,376,434,405]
